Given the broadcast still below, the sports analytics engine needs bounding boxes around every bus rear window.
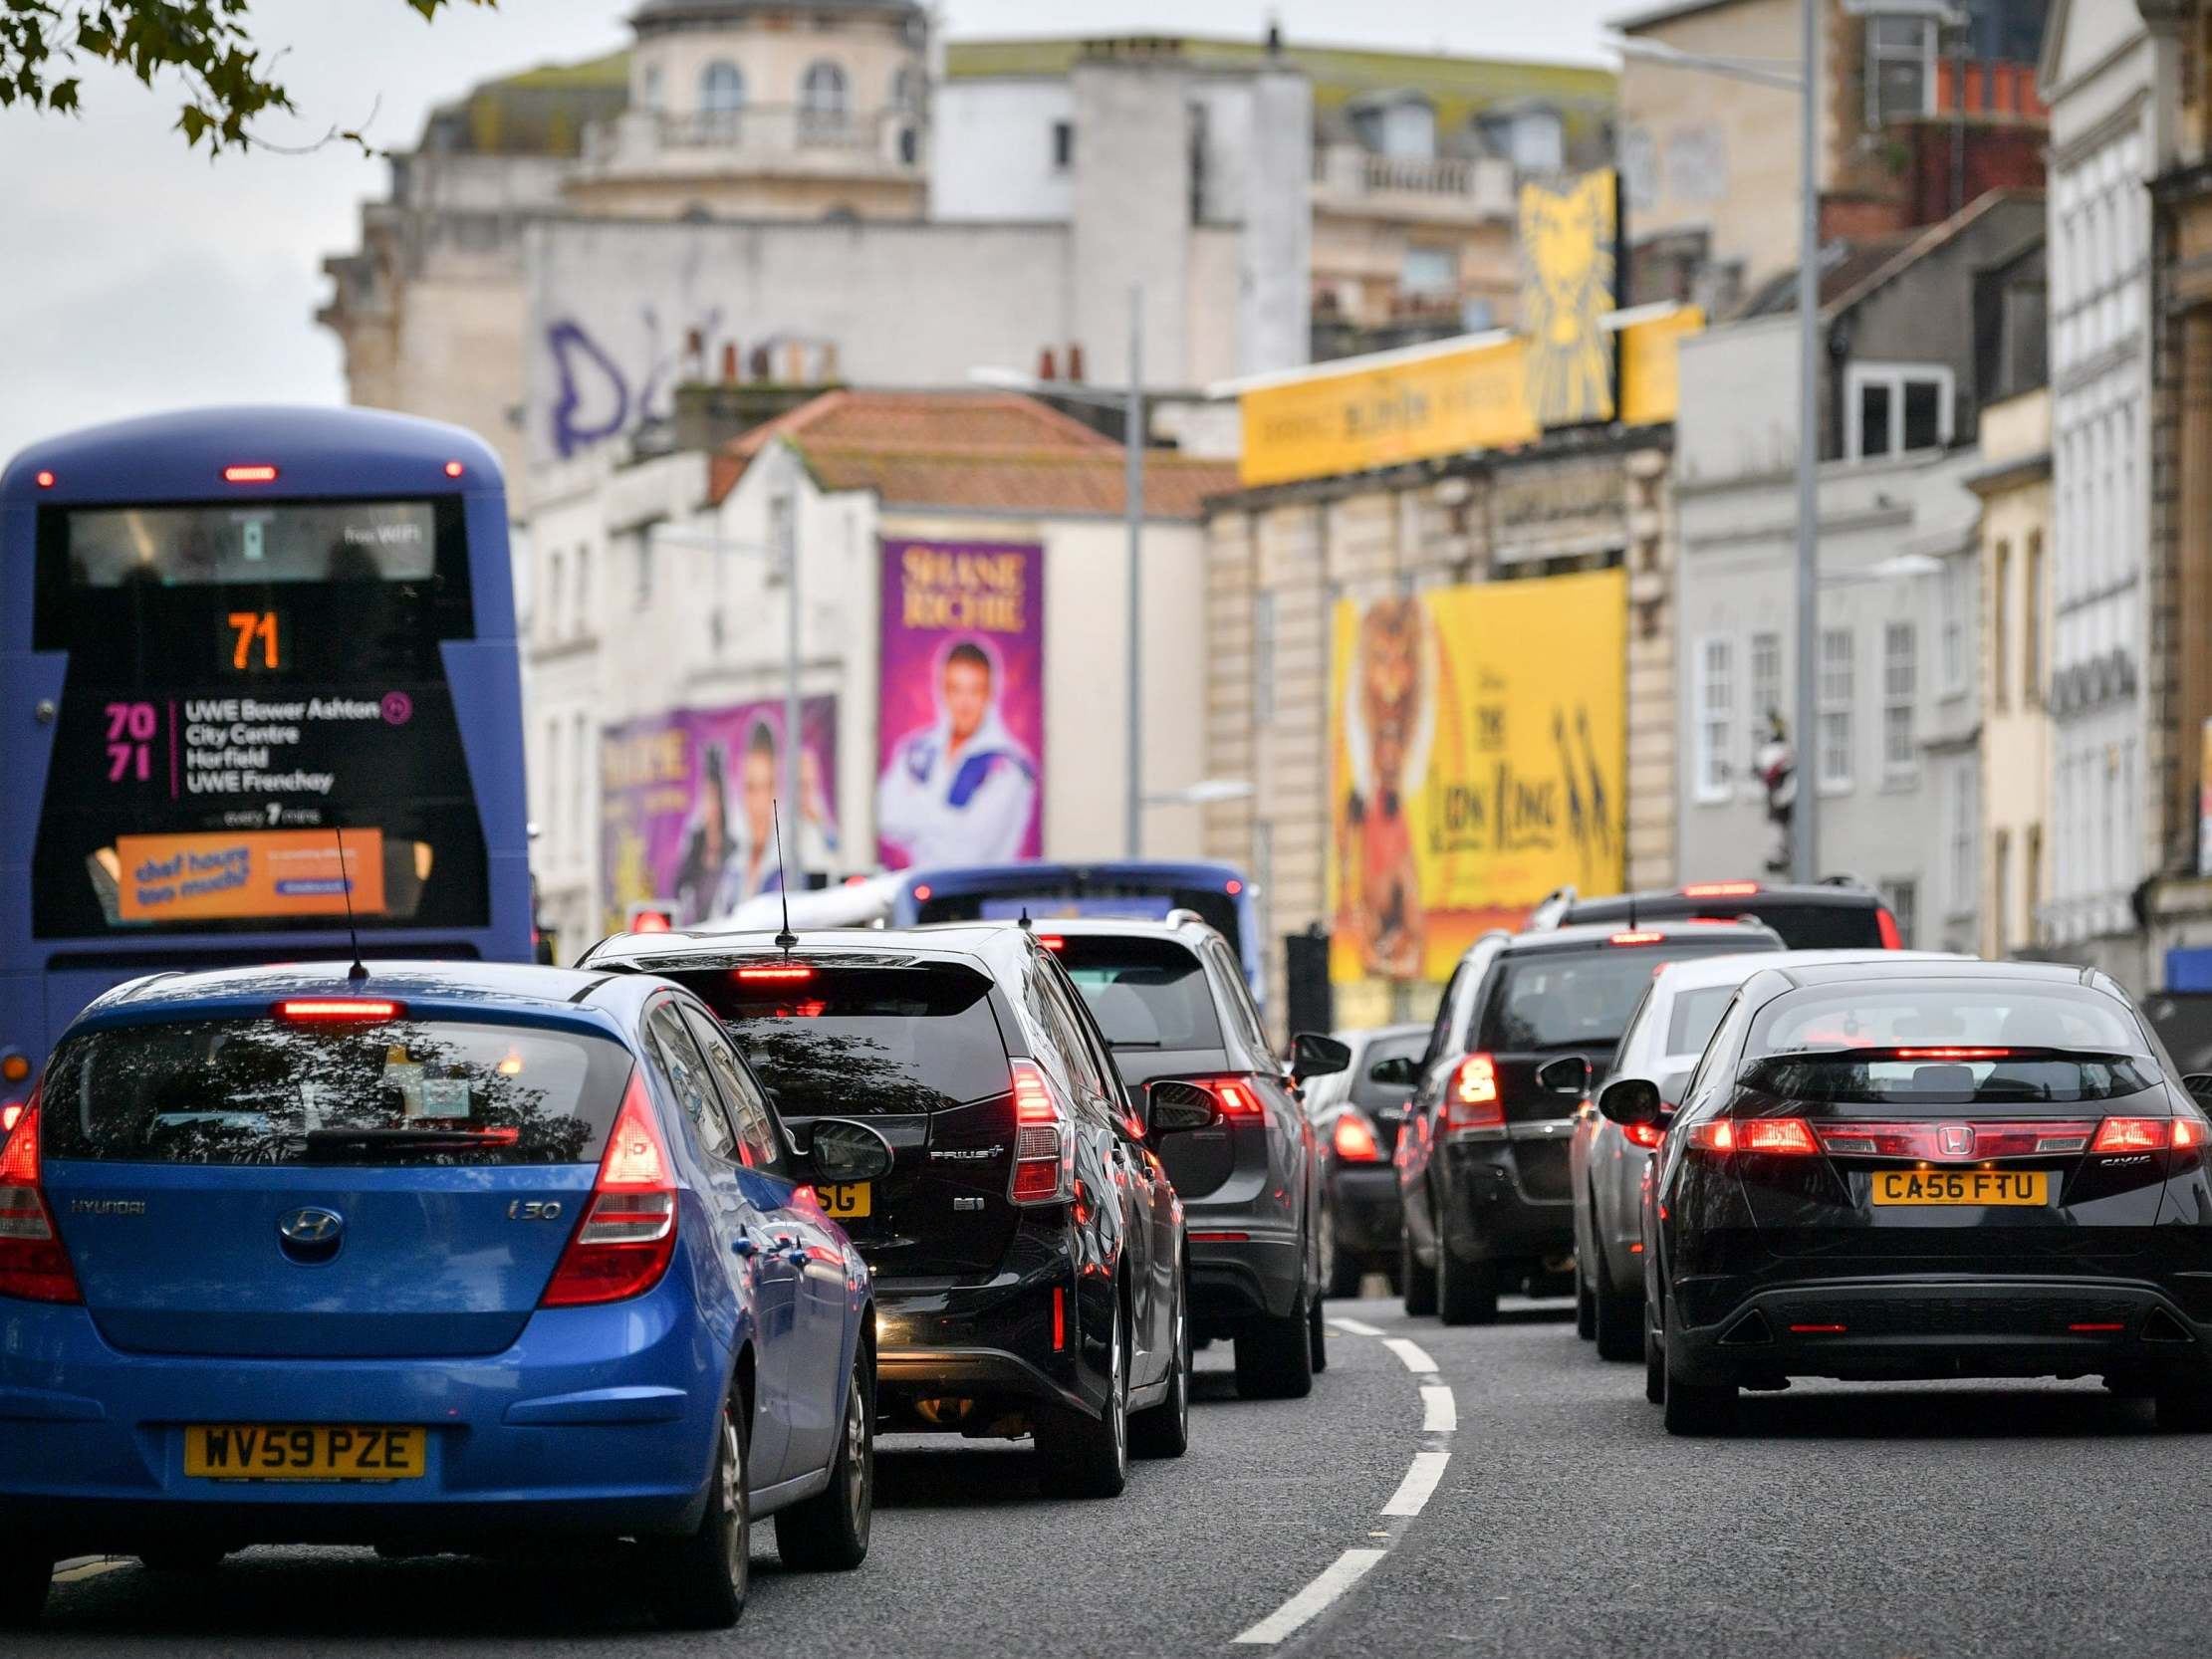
[43,1018,632,1166]
[59,502,436,589]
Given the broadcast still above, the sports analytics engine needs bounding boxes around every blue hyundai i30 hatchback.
[0,961,891,1628]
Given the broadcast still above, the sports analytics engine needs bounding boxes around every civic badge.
[1937,1124,1974,1159]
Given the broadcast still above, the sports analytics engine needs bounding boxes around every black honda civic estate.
[1605,958,2212,1436]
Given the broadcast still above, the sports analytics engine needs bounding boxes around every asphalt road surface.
[34,1293,2206,1658]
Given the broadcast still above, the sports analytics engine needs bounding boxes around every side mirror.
[1597,1076,1665,1130]
[1535,1055,1591,1098]
[1147,1079,1223,1135]
[1291,1032,1352,1082]
[1367,1054,1419,1090]
[800,1118,895,1184]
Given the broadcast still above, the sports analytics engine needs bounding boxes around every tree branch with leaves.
[1,0,495,153]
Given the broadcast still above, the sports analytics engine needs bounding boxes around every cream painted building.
[521,390,1233,952]
[1970,382,2054,959]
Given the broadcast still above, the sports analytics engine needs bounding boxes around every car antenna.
[1018,906,1033,932]
[333,823,369,984]
[772,800,798,954]
[1627,888,1638,930]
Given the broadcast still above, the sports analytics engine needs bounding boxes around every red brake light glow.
[2093,1117,2179,1154]
[1609,931,1664,946]
[33,470,55,489]
[1445,1053,1503,1132]
[277,998,401,1022]
[1038,935,1067,951]
[443,459,465,478]
[1009,1059,1075,1204]
[1622,1120,1664,1150]
[541,1074,676,1307]
[1876,907,1905,949]
[0,1099,81,1304]
[1052,1286,1068,1351]
[1210,1080,1263,1118]
[736,964,814,983]
[1225,878,1244,895]
[222,464,279,484]
[1687,1120,1734,1153]
[1738,1117,1819,1154]
[1332,1113,1383,1162]
[1892,1047,2010,1061]
[631,911,672,933]
[1681,881,1760,898]
[911,883,932,902]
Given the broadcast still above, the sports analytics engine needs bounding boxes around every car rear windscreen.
[682,964,1010,1116]
[1053,937,1224,1052]
[43,1016,631,1165]
[1481,941,1769,1052]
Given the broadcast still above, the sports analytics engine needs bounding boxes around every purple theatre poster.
[600,694,839,929]
[875,538,1045,870]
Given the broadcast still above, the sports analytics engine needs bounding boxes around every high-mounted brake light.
[736,964,814,983]
[1682,881,1760,898]
[1333,1113,1383,1162]
[222,464,279,484]
[1009,1059,1076,1205]
[277,998,402,1021]
[33,470,55,490]
[0,1099,80,1304]
[1892,1047,2011,1061]
[1445,1053,1503,1132]
[1609,931,1664,946]
[541,1072,677,1307]
[1038,935,1067,951]
[631,910,672,934]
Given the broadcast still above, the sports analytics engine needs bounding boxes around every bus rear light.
[277,998,402,1022]
[0,1100,80,1304]
[1789,1322,1847,1334]
[542,1075,676,1307]
[33,471,55,489]
[1445,1053,1503,1132]
[1225,878,1244,895]
[1009,1060,1075,1205]
[222,464,279,484]
[2070,1321,2126,1332]
[0,1054,28,1084]
[911,884,932,902]
[1681,881,1760,898]
[1332,1113,1383,1162]
[443,460,465,478]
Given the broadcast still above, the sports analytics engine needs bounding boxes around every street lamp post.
[1612,13,1820,882]
[971,285,1148,858]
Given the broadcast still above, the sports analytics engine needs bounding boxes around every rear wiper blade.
[1108,1039,1166,1050]
[303,1126,520,1158]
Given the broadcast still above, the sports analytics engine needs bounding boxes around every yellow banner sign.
[1328,569,1627,985]
[1237,336,1537,489]
[1519,169,1619,427]
[1619,305,1705,428]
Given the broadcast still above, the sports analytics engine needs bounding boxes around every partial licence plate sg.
[816,1182,871,1220]
[185,1424,425,1481]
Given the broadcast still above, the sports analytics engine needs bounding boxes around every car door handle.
[773,1234,809,1266]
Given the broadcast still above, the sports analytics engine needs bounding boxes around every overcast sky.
[0,0,1621,462]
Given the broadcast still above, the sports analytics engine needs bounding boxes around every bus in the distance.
[0,406,531,1078]
[892,859,1263,1004]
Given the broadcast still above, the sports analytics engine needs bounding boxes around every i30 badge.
[1937,1124,1975,1158]
[278,1206,345,1259]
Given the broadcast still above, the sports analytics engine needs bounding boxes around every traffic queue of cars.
[0,913,1350,1628]
[1327,878,2212,1439]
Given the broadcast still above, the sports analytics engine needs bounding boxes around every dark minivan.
[581,925,1207,1498]
[1397,919,1783,1325]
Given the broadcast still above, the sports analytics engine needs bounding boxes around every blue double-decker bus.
[0,406,532,1081]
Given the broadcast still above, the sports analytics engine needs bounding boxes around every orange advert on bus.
[115,830,386,923]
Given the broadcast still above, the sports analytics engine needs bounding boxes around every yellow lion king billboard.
[1329,569,1627,986]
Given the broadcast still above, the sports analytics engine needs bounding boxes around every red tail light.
[1608,931,1664,946]
[1009,1059,1076,1205]
[541,1073,677,1307]
[1332,1113,1383,1162]
[1204,1079,1264,1119]
[1681,881,1760,898]
[2091,1116,2203,1154]
[0,1099,80,1304]
[1622,1120,1664,1150]
[1689,1116,1818,1155]
[1876,907,1904,949]
[277,998,402,1022]
[1445,1053,1503,1132]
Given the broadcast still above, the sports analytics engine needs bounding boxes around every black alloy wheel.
[0,1551,51,1629]
[1038,1298,1131,1498]
[1436,1237,1500,1326]
[1130,1280,1191,1459]
[776,1342,875,1569]
[1401,1226,1437,1316]
[1643,1307,1666,1405]
[1322,1200,1365,1300]
[650,1392,751,1628]
[1309,1291,1330,1373]
[1594,1246,1641,1362]
[1235,1287,1317,1400]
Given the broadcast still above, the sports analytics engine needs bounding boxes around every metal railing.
[583,104,923,169]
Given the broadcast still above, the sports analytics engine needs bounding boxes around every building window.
[1846,363,1954,459]
[1865,15,1936,126]
[1401,245,1457,300]
[2023,532,2043,706]
[575,545,592,632]
[1948,767,1978,920]
[1940,559,1965,694]
[1992,827,2012,956]
[1747,630,1781,781]
[641,63,665,114]
[1819,627,1854,791]
[635,535,653,608]
[1991,541,2010,709]
[544,717,562,853]
[1882,621,1916,779]
[1881,878,1917,949]
[546,550,564,642]
[801,61,849,140]
[571,712,589,860]
[699,61,745,115]
[892,66,921,113]
[1694,634,1734,803]
[2025,823,2043,943]
[1051,119,1074,170]
[1254,592,1277,725]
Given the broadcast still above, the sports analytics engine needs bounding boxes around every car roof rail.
[1163,907,1210,930]
[1525,885,1577,930]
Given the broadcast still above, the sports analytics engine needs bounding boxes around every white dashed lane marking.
[1380,1450,1452,1519]
[1231,1548,1388,1645]
[1381,1336,1437,1374]
[1420,1383,1457,1433]
[1327,1315,1384,1337]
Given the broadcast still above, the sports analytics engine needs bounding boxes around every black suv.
[1528,877,1902,950]
[580,924,1211,1499]
[1040,916,1349,1399]
[1396,918,1782,1324]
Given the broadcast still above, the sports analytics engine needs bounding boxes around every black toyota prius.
[1607,958,2212,1435]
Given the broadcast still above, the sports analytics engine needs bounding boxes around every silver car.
[1571,948,1967,1362]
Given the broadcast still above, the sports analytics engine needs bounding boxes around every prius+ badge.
[931,1147,1002,1162]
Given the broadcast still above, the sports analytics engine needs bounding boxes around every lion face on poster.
[1519,171,1617,427]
